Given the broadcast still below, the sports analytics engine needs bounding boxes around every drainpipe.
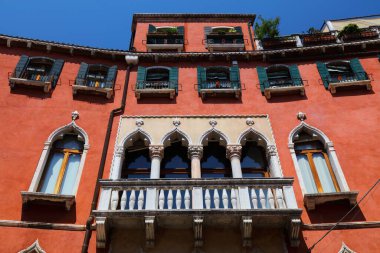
[81,55,138,253]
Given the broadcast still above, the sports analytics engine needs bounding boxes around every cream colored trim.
[18,240,46,253]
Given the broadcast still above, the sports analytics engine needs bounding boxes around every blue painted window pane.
[241,142,266,169]
[60,154,81,195]
[161,142,190,178]
[201,142,229,169]
[39,153,64,193]
[122,142,151,179]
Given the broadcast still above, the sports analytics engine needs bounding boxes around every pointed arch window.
[294,132,340,193]
[121,139,151,179]
[241,141,268,178]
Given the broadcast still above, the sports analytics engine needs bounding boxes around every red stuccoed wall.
[0,46,124,252]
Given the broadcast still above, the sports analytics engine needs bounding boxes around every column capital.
[266,145,278,157]
[115,146,125,158]
[149,145,164,159]
[188,145,203,159]
[226,145,242,159]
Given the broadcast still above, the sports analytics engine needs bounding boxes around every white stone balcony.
[94,178,302,248]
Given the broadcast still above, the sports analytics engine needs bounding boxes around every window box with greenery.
[197,64,241,99]
[73,63,117,99]
[338,24,379,42]
[9,55,64,93]
[300,30,337,46]
[135,66,178,99]
[317,59,372,93]
[145,25,185,52]
[257,65,304,99]
[204,26,245,52]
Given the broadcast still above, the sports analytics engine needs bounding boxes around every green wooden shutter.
[230,65,240,89]
[49,59,64,88]
[256,66,268,93]
[136,66,146,89]
[75,62,89,86]
[177,26,184,35]
[234,26,243,34]
[105,65,118,88]
[289,65,302,86]
[204,26,212,43]
[350,58,367,81]
[316,62,330,89]
[14,55,29,78]
[169,67,179,93]
[197,66,206,93]
[148,24,156,33]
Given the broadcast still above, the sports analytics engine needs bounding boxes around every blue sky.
[0,0,379,50]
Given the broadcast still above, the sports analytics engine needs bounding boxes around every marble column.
[188,145,203,178]
[149,145,164,179]
[110,146,125,180]
[226,145,243,178]
[266,145,282,178]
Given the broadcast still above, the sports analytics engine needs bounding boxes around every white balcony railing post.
[238,186,251,209]
[145,188,158,210]
[282,186,298,209]
[192,187,204,210]
[98,188,112,210]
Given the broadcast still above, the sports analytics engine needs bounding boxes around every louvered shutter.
[105,65,118,88]
[230,65,240,89]
[169,67,179,93]
[197,66,206,93]
[136,66,146,89]
[316,62,330,89]
[256,66,268,93]
[289,65,302,86]
[75,62,89,86]
[49,59,64,88]
[14,55,29,78]
[177,26,184,35]
[350,58,367,81]
[148,24,156,33]
[204,26,212,44]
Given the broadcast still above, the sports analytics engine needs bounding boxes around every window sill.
[146,44,183,52]
[9,77,52,93]
[72,85,113,99]
[303,191,358,211]
[264,85,305,99]
[328,79,371,94]
[206,43,245,52]
[21,191,75,211]
[135,88,176,99]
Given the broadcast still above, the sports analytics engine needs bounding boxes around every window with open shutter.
[316,62,330,89]
[75,63,89,86]
[49,59,64,88]
[14,55,29,78]
[256,66,269,93]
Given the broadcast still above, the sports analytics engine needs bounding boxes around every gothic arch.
[47,121,89,148]
[18,240,46,253]
[120,128,153,149]
[237,127,272,148]
[199,128,229,146]
[160,128,192,147]
[288,121,331,148]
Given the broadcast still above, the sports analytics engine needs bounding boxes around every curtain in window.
[296,154,318,193]
[312,153,336,193]
[60,154,81,195]
[39,153,64,194]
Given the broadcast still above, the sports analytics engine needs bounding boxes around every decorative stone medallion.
[173,118,181,127]
[135,118,144,127]
[297,112,307,121]
[71,111,79,121]
[209,119,217,127]
[246,118,254,126]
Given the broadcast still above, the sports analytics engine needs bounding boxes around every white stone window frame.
[22,121,89,210]
[288,121,358,210]
[18,239,46,253]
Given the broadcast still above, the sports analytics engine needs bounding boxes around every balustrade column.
[188,145,203,178]
[149,145,164,179]
[266,145,283,178]
[227,145,243,178]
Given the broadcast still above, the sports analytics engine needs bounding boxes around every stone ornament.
[266,145,278,156]
[135,118,144,127]
[209,119,217,127]
[71,111,79,121]
[297,112,307,121]
[173,118,181,127]
[149,145,164,158]
[188,145,203,159]
[246,118,254,126]
[226,145,242,159]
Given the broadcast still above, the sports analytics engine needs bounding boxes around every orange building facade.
[0,14,379,253]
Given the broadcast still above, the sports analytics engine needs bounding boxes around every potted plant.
[338,23,378,41]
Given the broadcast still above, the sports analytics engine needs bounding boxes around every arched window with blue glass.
[121,133,151,179]
[161,131,191,178]
[239,130,269,178]
[200,130,231,178]
[38,134,84,195]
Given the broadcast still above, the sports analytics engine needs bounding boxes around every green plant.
[307,27,320,34]
[254,16,280,40]
[338,24,360,37]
